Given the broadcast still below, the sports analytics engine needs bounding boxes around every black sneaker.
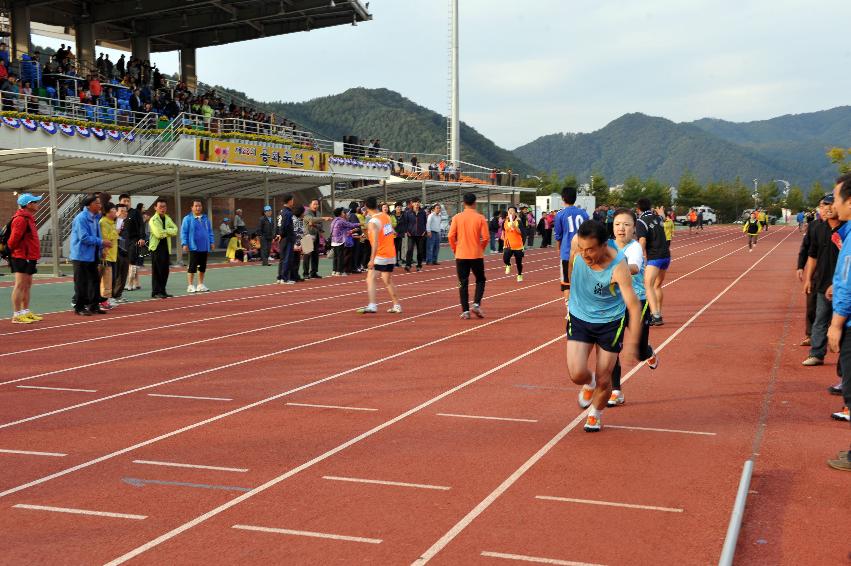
[829,384,844,396]
[650,315,664,326]
[404,266,411,273]
[312,274,323,279]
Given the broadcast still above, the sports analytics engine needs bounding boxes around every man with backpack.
[5,193,43,324]
[636,198,670,326]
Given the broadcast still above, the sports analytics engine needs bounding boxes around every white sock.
[14,310,22,317]
[22,309,30,314]
[589,407,603,418]
[586,373,596,390]
[368,303,377,310]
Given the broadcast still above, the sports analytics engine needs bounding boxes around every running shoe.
[650,315,664,326]
[187,285,196,293]
[196,284,210,292]
[282,280,295,285]
[647,351,659,369]
[24,312,43,321]
[107,298,119,308]
[387,304,402,314]
[578,385,595,409]
[802,356,824,366]
[505,265,511,275]
[356,305,377,314]
[838,450,849,460]
[832,407,850,422]
[828,458,851,472]
[404,266,411,273]
[584,414,602,432]
[459,311,471,319]
[517,275,523,283]
[800,336,811,346]
[99,301,113,310]
[829,383,844,396]
[11,314,34,324]
[471,303,484,318]
[607,390,624,407]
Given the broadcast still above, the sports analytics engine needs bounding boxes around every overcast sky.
[34,0,851,149]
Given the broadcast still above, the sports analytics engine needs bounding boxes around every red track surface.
[0,226,846,566]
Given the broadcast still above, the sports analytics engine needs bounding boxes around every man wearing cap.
[7,193,43,324]
[802,193,845,367]
[258,205,275,266]
[181,199,214,293]
[70,195,112,315]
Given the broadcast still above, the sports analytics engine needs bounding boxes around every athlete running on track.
[449,192,489,319]
[356,196,402,314]
[636,198,670,326]
[554,186,589,317]
[502,206,525,282]
[743,211,762,251]
[608,209,658,407]
[566,220,641,432]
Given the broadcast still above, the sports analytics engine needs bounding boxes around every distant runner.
[566,220,641,432]
[502,206,525,282]
[743,211,762,251]
[554,187,589,317]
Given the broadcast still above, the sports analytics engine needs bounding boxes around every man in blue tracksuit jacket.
[180,200,215,293]
[826,172,851,472]
[69,195,111,315]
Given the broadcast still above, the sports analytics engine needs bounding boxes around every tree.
[590,172,609,203]
[807,181,826,208]
[756,182,780,213]
[675,171,703,209]
[785,187,805,213]
[828,147,851,175]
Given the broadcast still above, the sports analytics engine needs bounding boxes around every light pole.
[752,178,760,208]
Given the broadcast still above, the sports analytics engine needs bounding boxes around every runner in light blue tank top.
[564,219,642,433]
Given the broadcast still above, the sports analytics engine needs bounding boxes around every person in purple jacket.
[330,207,360,276]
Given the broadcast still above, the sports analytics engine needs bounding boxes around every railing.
[178,112,320,149]
[38,193,86,258]
[142,112,184,158]
[108,111,156,155]
[0,88,152,127]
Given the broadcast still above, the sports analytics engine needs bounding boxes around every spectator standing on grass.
[148,197,178,299]
[449,192,489,319]
[275,193,296,284]
[303,199,330,279]
[70,195,110,316]
[258,205,275,266]
[181,199,214,294]
[98,203,119,310]
[7,193,43,324]
[426,204,442,265]
[404,197,428,272]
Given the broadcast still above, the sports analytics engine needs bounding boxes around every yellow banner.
[196,139,326,171]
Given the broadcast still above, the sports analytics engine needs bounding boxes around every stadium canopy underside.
[27,0,371,52]
[332,179,535,210]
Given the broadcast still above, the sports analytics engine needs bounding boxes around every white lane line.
[147,394,234,402]
[132,460,248,473]
[410,230,796,565]
[286,402,378,412]
[0,247,534,338]
[13,504,147,520]
[17,385,97,393]
[1,258,553,387]
[0,448,67,457]
[481,551,606,566]
[606,425,716,436]
[535,495,683,513]
[98,333,565,566]
[322,476,451,491]
[1,294,562,507]
[232,524,382,544]
[0,276,556,430]
[437,413,538,423]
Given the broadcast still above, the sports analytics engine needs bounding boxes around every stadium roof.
[25,0,371,53]
[0,147,378,198]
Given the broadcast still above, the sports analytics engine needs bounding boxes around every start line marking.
[147,394,233,402]
[0,448,66,457]
[232,524,382,544]
[605,425,717,436]
[13,504,146,520]
[481,550,606,566]
[17,386,97,393]
[286,402,378,412]
[535,495,684,513]
[132,460,248,473]
[322,476,451,491]
[437,413,538,423]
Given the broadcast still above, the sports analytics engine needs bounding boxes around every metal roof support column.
[10,2,31,63]
[46,148,62,277]
[180,47,198,92]
[487,187,491,218]
[422,181,427,206]
[75,19,96,73]
[131,36,150,63]
[263,173,269,206]
[206,196,214,234]
[330,175,336,210]
[383,179,388,205]
[173,166,182,266]
[457,187,462,217]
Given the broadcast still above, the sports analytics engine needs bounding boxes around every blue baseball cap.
[17,193,43,206]
[263,205,272,211]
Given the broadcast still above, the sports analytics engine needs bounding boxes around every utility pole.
[449,0,460,165]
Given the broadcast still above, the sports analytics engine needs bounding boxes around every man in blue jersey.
[554,186,589,316]
[827,172,851,472]
[566,220,641,432]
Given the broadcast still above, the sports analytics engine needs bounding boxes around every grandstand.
[0,0,529,278]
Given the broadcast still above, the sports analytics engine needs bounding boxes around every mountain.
[247,87,530,172]
[691,107,851,181]
[512,113,808,185]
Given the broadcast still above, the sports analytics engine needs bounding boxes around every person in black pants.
[393,203,406,266]
[302,199,329,279]
[69,195,110,315]
[448,192,489,319]
[275,193,296,284]
[404,197,428,272]
[258,205,275,266]
[148,197,178,298]
[798,215,819,346]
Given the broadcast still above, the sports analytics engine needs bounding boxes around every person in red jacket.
[8,193,43,324]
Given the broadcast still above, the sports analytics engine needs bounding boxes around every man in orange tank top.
[357,196,402,314]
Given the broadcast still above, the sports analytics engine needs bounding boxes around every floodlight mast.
[449,0,460,165]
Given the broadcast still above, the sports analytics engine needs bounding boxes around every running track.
[0,226,846,565]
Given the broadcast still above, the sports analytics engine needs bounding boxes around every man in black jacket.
[274,193,296,284]
[258,205,275,266]
[393,202,407,266]
[798,214,819,346]
[404,197,428,272]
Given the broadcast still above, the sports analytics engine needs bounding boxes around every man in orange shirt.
[356,196,402,314]
[449,192,490,319]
